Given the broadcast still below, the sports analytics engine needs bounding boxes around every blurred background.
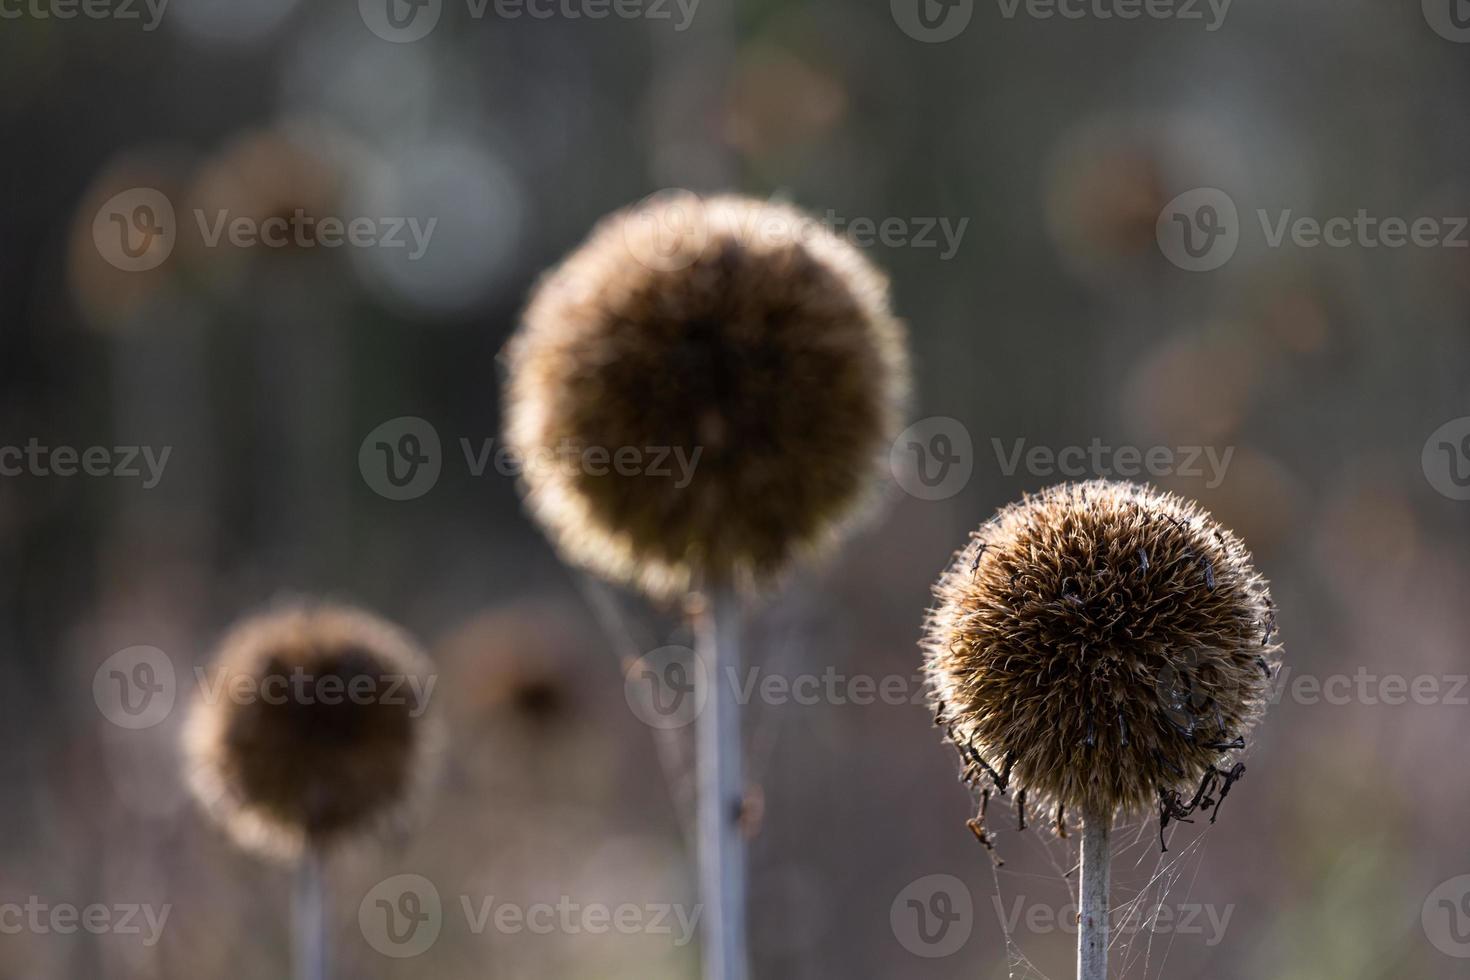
[3,0,1470,976]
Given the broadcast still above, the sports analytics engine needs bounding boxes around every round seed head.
[922,480,1280,824]
[504,192,910,597]
[184,603,440,861]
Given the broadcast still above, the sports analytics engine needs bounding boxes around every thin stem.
[696,588,748,980]
[1077,805,1112,980]
[293,848,328,980]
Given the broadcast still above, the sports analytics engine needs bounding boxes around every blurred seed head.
[504,192,911,598]
[182,122,347,284]
[184,602,441,861]
[435,603,590,737]
[68,152,190,332]
[922,480,1280,821]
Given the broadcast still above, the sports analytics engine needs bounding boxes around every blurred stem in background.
[697,589,748,980]
[293,848,327,980]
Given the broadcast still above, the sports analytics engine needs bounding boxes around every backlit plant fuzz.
[184,604,440,862]
[504,192,910,598]
[922,480,1281,843]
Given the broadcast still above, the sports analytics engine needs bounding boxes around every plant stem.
[1077,805,1112,980]
[696,588,747,980]
[294,847,328,980]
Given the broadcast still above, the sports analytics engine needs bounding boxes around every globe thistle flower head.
[922,481,1280,834]
[504,192,911,597]
[185,603,440,861]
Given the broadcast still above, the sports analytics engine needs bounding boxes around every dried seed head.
[435,604,589,735]
[504,192,910,597]
[184,603,440,861]
[922,480,1281,824]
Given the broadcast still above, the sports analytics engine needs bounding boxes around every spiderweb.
[971,738,1258,980]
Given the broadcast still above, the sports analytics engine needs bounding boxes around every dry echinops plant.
[503,193,910,598]
[922,480,1281,841]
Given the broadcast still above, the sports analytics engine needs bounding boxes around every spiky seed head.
[184,603,440,861]
[922,480,1281,823]
[503,192,910,597]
